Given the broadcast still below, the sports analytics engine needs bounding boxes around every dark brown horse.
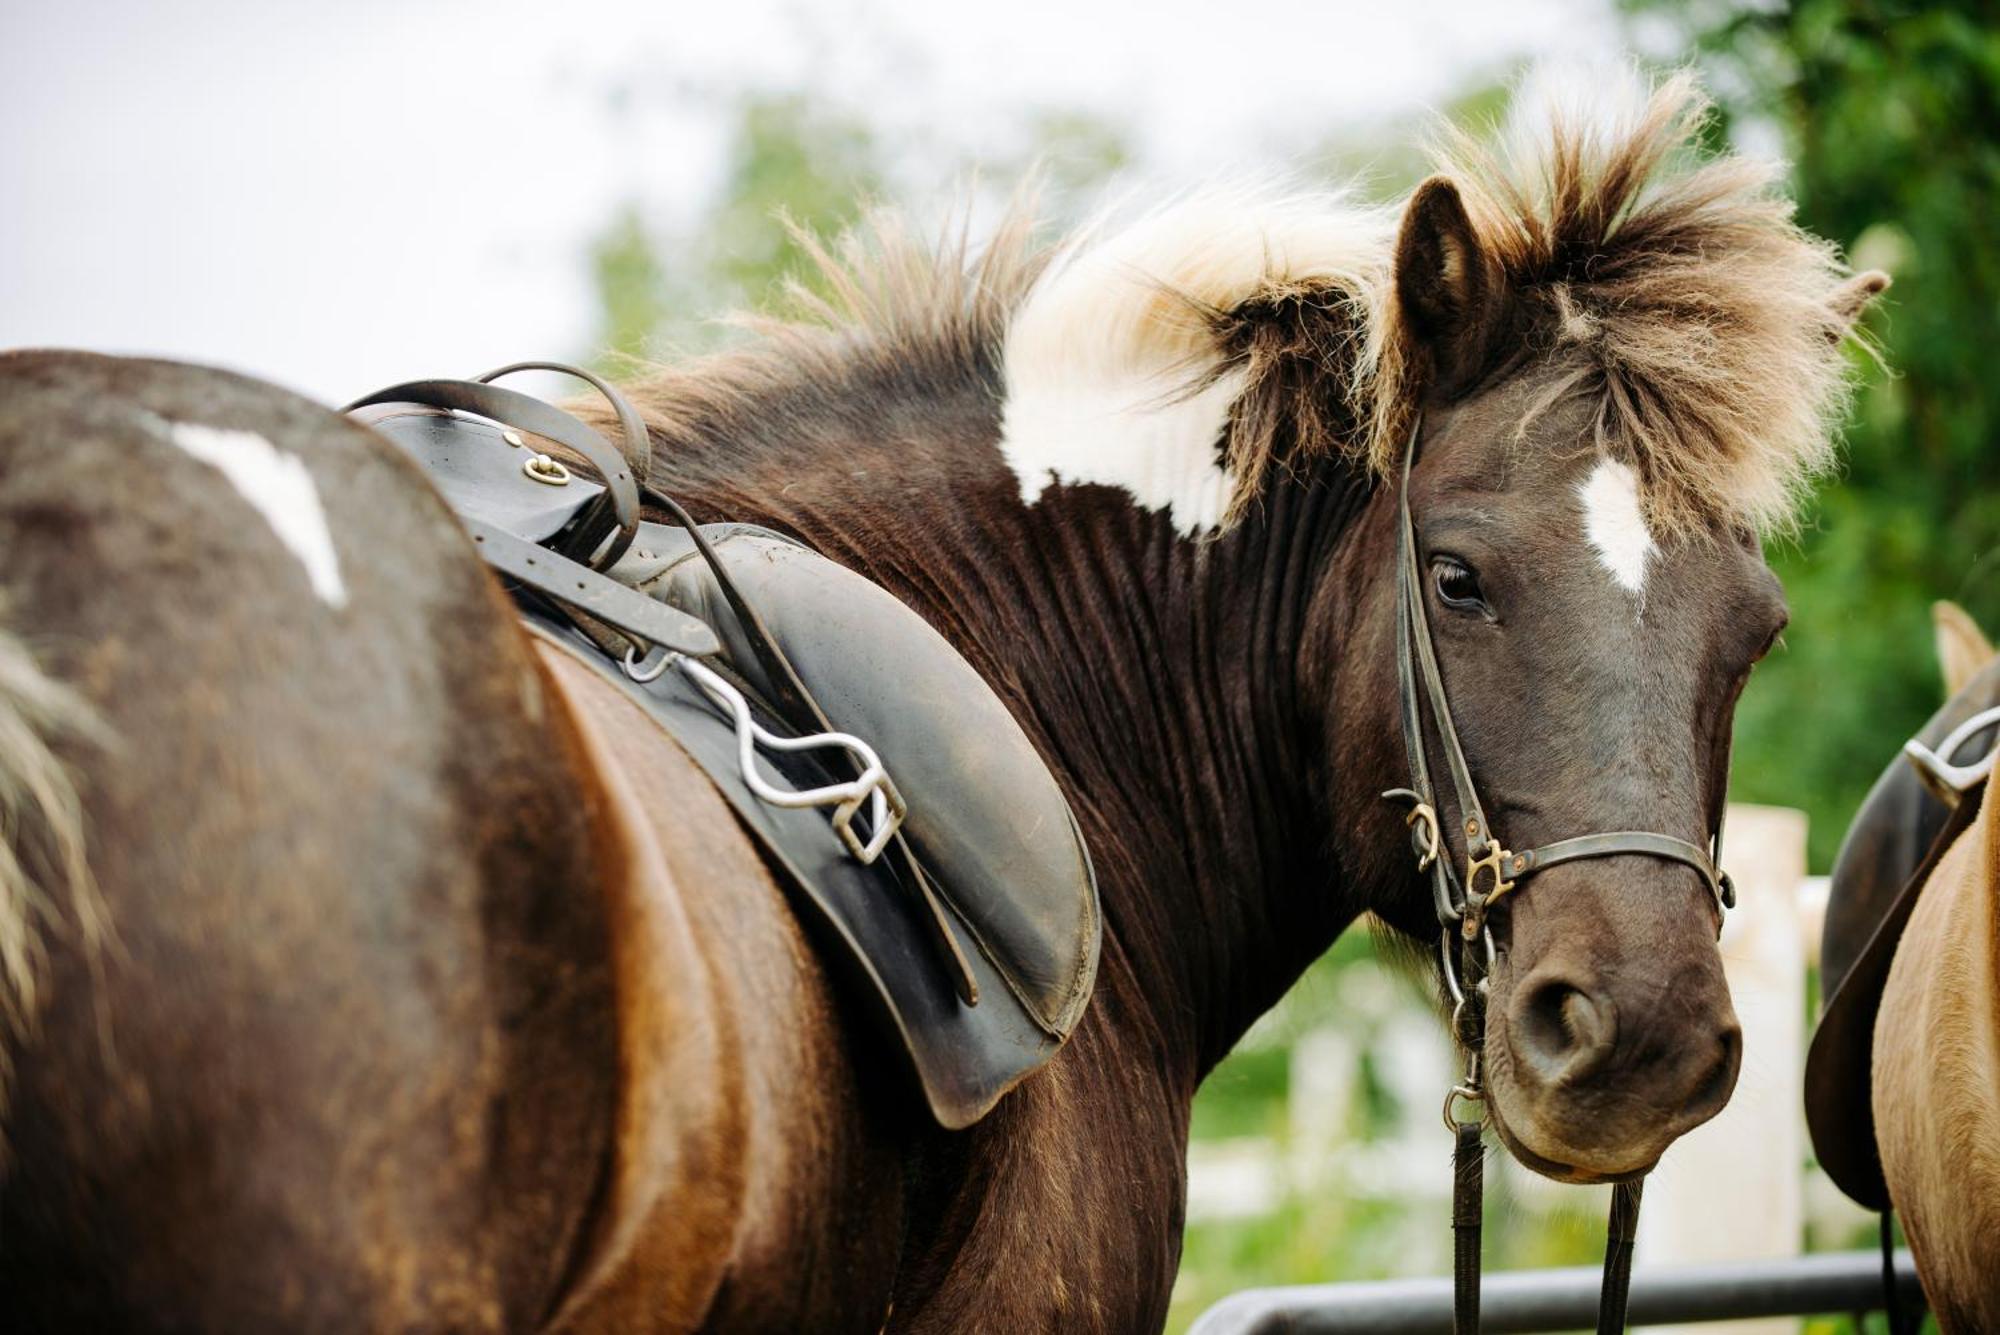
[0,72,1883,1331]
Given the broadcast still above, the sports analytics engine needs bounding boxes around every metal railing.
[1189,1249,1923,1333]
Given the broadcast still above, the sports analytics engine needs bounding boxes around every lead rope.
[1452,1117,1484,1333]
[1444,918,1492,1335]
[1597,1179,1644,1334]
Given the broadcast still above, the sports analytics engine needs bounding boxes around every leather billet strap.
[463,517,719,657]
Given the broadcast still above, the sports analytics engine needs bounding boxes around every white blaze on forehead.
[160,421,348,607]
[1577,458,1656,594]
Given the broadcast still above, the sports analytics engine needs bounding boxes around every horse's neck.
[647,406,1373,1075]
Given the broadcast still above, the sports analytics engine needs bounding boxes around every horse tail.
[0,623,106,1117]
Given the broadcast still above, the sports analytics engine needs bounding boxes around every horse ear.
[1827,271,1890,343]
[1394,175,1504,397]
[1933,600,1995,698]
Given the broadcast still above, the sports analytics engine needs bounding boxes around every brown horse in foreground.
[0,73,1882,1330]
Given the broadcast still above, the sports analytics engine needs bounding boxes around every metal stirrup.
[1901,702,2000,807]
[624,647,907,864]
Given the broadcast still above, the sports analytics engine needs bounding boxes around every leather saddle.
[1805,673,2000,1209]
[347,366,1101,1129]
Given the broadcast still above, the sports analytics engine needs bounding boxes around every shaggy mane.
[1366,68,1867,536]
[614,199,1047,447]
[622,68,1867,539]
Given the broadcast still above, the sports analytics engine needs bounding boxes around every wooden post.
[1635,803,1807,1334]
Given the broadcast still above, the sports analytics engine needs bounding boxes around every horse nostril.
[1681,1021,1743,1125]
[1514,978,1617,1084]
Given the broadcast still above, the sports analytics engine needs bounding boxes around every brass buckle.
[1442,1082,1487,1132]
[1406,801,1440,871]
[1462,843,1517,939]
[1441,1050,1487,1131]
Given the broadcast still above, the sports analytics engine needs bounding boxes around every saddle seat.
[355,399,1101,1128]
[607,519,1101,1044]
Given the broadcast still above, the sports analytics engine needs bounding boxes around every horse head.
[1307,74,1887,1183]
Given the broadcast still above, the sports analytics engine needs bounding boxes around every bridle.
[1380,415,1735,1334]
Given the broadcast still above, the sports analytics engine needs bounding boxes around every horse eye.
[1433,558,1486,610]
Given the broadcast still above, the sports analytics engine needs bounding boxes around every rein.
[1380,415,1734,1334]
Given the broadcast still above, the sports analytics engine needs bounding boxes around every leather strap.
[477,360,654,488]
[1451,1120,1483,1335]
[462,518,719,657]
[344,375,644,570]
[1596,1179,1644,1334]
[1514,830,1732,914]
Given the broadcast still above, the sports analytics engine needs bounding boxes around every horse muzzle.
[1484,944,1742,1182]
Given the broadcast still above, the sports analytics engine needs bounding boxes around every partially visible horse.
[1814,604,2000,1331]
[1,70,1882,1331]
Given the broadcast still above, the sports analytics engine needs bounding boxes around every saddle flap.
[1805,788,1982,1210]
[613,524,1102,1041]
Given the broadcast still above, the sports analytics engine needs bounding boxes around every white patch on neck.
[996,188,1390,536]
[1000,367,1242,536]
[1577,458,1655,595]
[157,419,348,607]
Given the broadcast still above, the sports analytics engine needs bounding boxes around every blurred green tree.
[588,90,886,363]
[590,204,670,363]
[1623,0,2000,866]
[703,92,884,310]
[587,89,1132,365]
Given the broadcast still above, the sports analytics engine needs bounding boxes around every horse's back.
[0,352,619,1331]
[1874,788,2000,1331]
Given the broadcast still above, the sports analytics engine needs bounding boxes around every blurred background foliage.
[1624,0,2000,869]
[582,2,1992,1327]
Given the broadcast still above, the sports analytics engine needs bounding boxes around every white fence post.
[1636,803,1808,1334]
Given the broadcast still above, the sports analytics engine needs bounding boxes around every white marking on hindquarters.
[1577,458,1655,595]
[159,421,348,607]
[998,187,1388,535]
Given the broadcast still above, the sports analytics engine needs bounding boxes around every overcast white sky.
[1,0,1626,402]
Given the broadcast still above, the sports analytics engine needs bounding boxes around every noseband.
[1380,415,1735,1334]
